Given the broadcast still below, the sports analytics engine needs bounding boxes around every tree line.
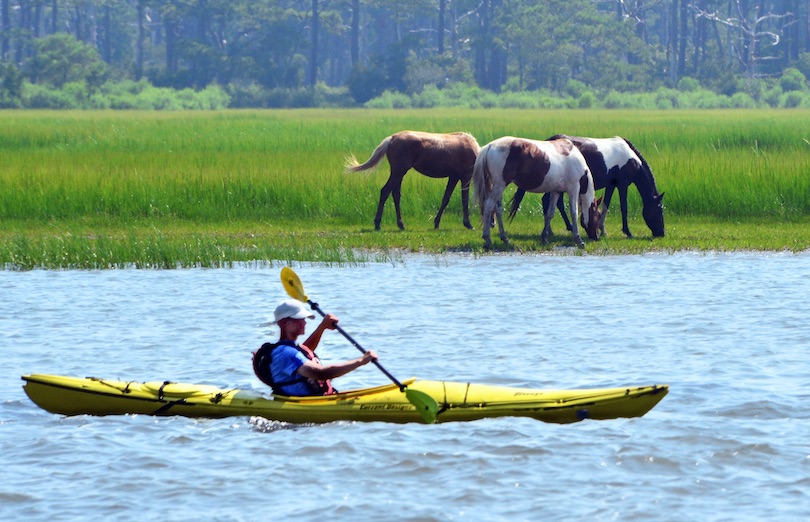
[1,0,809,109]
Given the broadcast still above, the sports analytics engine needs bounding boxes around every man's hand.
[321,313,339,330]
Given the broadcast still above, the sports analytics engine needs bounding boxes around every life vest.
[252,341,335,396]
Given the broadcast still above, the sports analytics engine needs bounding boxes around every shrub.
[195,84,230,109]
[565,79,587,98]
[88,92,112,109]
[536,93,569,109]
[779,68,806,92]
[138,85,181,110]
[475,90,498,108]
[685,89,729,109]
[736,77,765,101]
[729,92,757,108]
[498,91,539,109]
[677,77,701,92]
[314,83,353,108]
[412,84,445,108]
[763,86,783,108]
[364,90,412,108]
[578,91,596,108]
[23,83,78,109]
[781,91,804,108]
[602,90,647,109]
[227,82,268,108]
[290,87,323,108]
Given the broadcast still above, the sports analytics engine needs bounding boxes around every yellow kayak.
[21,373,668,424]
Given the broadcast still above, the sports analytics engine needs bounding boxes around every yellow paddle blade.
[281,267,308,302]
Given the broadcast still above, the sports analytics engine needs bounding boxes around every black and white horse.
[509,135,664,238]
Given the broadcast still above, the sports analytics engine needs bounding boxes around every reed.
[2,109,809,268]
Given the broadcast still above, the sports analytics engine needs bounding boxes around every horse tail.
[344,136,392,173]
[621,137,659,194]
[507,188,526,222]
[472,143,492,221]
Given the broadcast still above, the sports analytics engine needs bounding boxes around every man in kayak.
[254,299,378,396]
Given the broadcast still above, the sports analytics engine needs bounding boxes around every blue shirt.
[269,341,321,396]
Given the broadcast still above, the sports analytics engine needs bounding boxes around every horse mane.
[621,137,660,196]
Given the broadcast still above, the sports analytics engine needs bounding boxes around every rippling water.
[2,253,808,521]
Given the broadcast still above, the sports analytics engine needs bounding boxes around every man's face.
[280,317,307,337]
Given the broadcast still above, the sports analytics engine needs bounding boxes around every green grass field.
[2,109,809,268]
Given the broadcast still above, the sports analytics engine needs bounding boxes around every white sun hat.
[259,299,315,327]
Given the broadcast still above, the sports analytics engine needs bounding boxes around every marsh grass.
[2,109,809,268]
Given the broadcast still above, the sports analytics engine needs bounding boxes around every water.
[1,253,808,521]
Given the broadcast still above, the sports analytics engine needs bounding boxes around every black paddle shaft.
[308,301,406,390]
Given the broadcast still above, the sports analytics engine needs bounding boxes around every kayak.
[21,373,668,424]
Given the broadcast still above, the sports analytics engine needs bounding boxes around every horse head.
[582,196,603,241]
[643,192,665,237]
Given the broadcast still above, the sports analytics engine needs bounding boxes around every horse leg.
[617,184,633,237]
[481,196,495,249]
[541,193,554,236]
[600,185,616,237]
[460,180,473,230]
[567,190,585,248]
[555,193,573,231]
[541,193,560,244]
[391,175,407,230]
[434,177,457,229]
[481,190,507,248]
[495,197,508,243]
[374,175,397,230]
[618,185,632,238]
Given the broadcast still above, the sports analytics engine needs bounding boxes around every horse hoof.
[464,222,474,230]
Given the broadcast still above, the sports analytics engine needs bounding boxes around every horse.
[473,136,602,249]
[344,131,481,230]
[509,135,665,237]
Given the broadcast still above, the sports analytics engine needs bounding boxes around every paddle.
[280,266,438,424]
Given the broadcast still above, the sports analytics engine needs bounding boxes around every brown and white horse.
[473,136,601,248]
[509,135,664,238]
[345,131,481,230]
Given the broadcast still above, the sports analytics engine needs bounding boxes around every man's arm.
[302,314,338,352]
[296,352,377,381]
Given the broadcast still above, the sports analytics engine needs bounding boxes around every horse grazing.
[509,135,665,237]
[345,131,481,230]
[473,136,602,249]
